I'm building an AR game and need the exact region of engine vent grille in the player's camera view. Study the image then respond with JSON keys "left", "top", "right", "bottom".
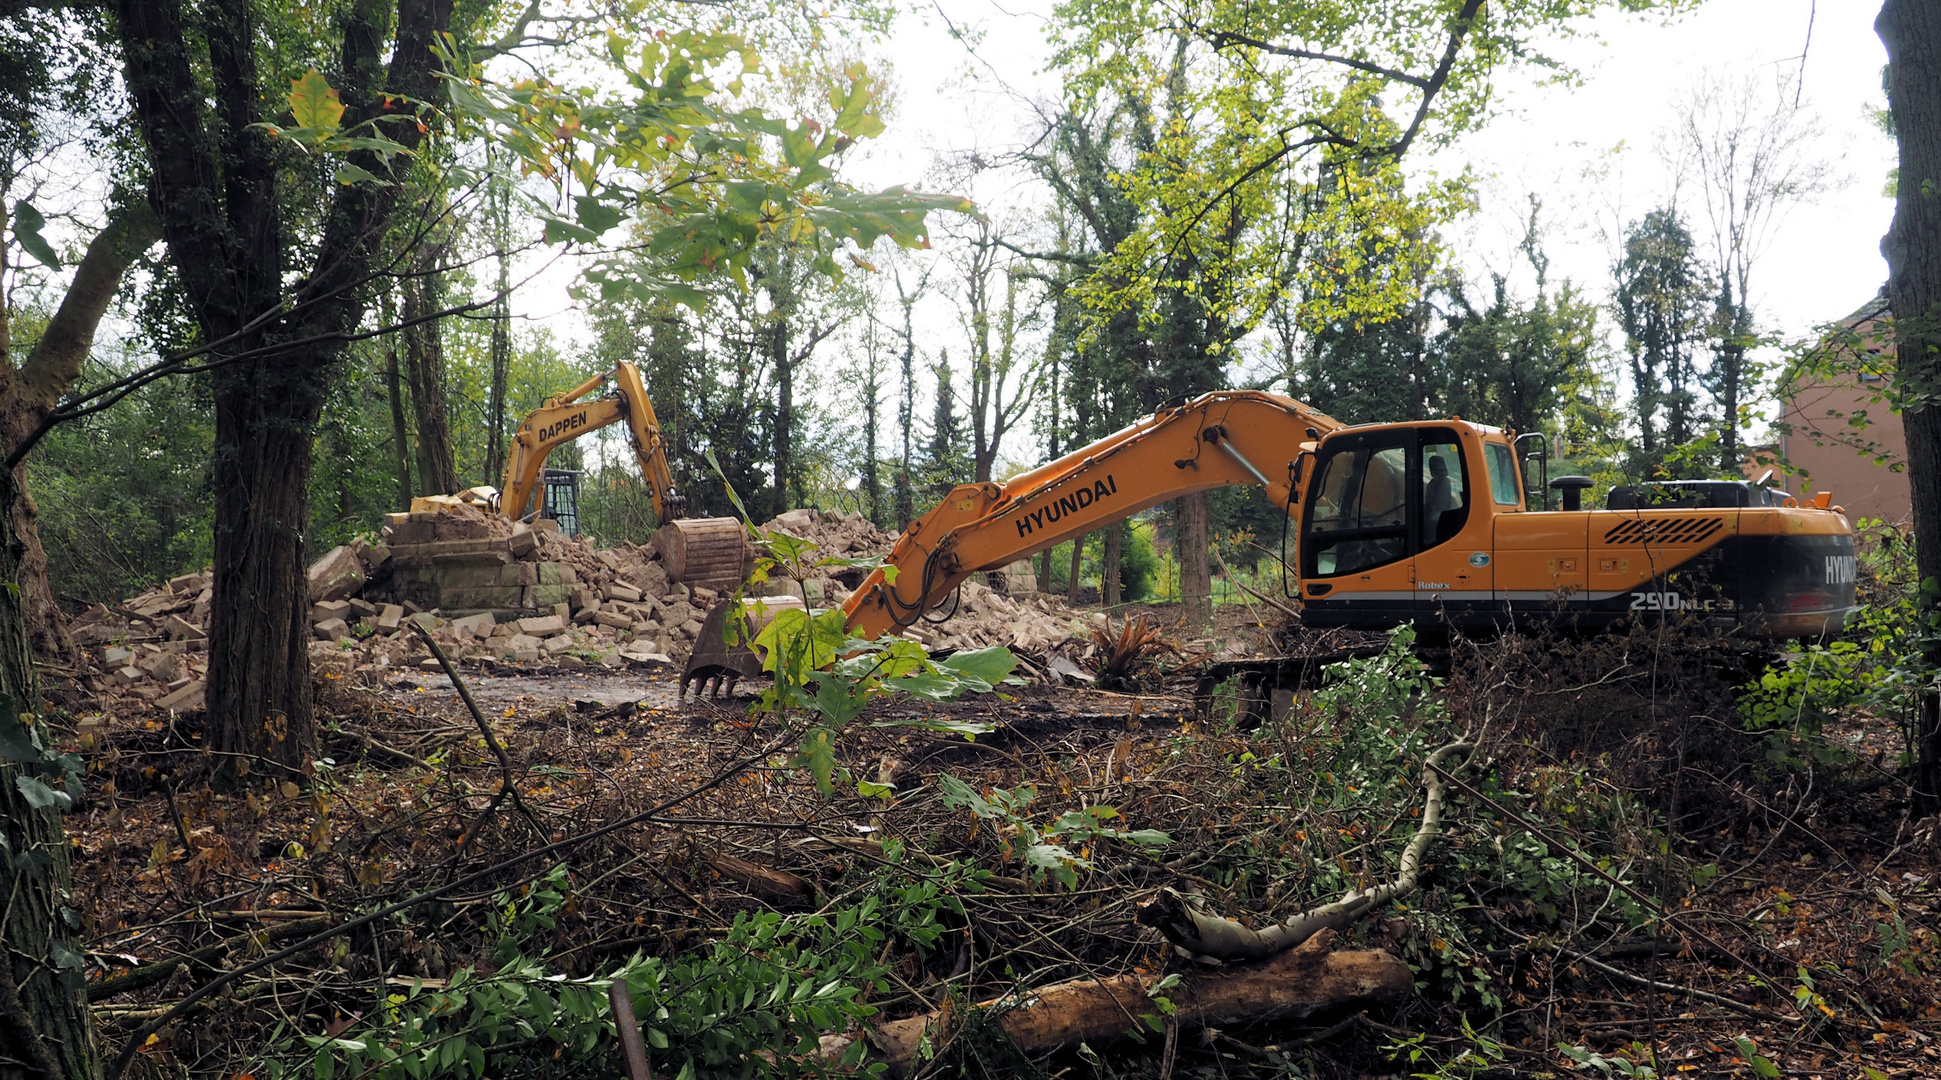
{"left": 1602, "top": 516, "right": 1725, "bottom": 546}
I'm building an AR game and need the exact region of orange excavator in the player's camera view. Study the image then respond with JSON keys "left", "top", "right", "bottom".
{"left": 836, "top": 390, "right": 1857, "bottom": 644}
{"left": 494, "top": 361, "right": 748, "bottom": 589}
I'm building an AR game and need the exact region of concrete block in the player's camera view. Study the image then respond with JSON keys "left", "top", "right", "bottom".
{"left": 605, "top": 583, "right": 642, "bottom": 603}
{"left": 113, "top": 665, "right": 144, "bottom": 686}
{"left": 517, "top": 614, "right": 565, "bottom": 635}
{"left": 104, "top": 646, "right": 134, "bottom": 666}
{"left": 377, "top": 604, "right": 405, "bottom": 631}
{"left": 436, "top": 586, "right": 526, "bottom": 610}
{"left": 348, "top": 598, "right": 379, "bottom": 619}
{"left": 155, "top": 679, "right": 205, "bottom": 711}
{"left": 165, "top": 615, "right": 206, "bottom": 642}
{"left": 509, "top": 530, "right": 538, "bottom": 558}
{"left": 499, "top": 562, "right": 538, "bottom": 586}
{"left": 361, "top": 544, "right": 391, "bottom": 570}
{"left": 533, "top": 519, "right": 562, "bottom": 537}
{"left": 527, "top": 584, "right": 572, "bottom": 609}
{"left": 314, "top": 618, "right": 351, "bottom": 642}
{"left": 540, "top": 634, "right": 575, "bottom": 654}
{"left": 307, "top": 545, "right": 366, "bottom": 602}
{"left": 553, "top": 602, "right": 571, "bottom": 624}
{"left": 450, "top": 612, "right": 495, "bottom": 638}
{"left": 310, "top": 599, "right": 352, "bottom": 625}
{"left": 390, "top": 519, "right": 434, "bottom": 545}
{"left": 503, "top": 633, "right": 544, "bottom": 661}
{"left": 592, "top": 610, "right": 633, "bottom": 629}
{"left": 432, "top": 517, "right": 493, "bottom": 541}
{"left": 138, "top": 652, "right": 179, "bottom": 682}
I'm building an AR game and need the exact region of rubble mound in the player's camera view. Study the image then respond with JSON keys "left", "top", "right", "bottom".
{"left": 72, "top": 506, "right": 1106, "bottom": 708}
{"left": 755, "top": 508, "right": 1094, "bottom": 658}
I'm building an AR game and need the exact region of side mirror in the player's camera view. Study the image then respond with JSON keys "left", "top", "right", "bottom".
{"left": 1288, "top": 451, "right": 1313, "bottom": 503}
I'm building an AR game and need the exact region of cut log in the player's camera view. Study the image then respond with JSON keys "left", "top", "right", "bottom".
{"left": 850, "top": 931, "right": 1408, "bottom": 1075}
{"left": 698, "top": 848, "right": 817, "bottom": 907}
{"left": 653, "top": 518, "right": 751, "bottom": 591}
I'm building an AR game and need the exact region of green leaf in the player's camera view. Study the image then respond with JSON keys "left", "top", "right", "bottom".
{"left": 937, "top": 646, "right": 1021, "bottom": 687}
{"left": 11, "top": 201, "right": 58, "bottom": 269}
{"left": 541, "top": 216, "right": 599, "bottom": 245}
{"left": 288, "top": 69, "right": 345, "bottom": 132}
{"left": 333, "top": 163, "right": 390, "bottom": 187}
{"left": 573, "top": 196, "right": 624, "bottom": 236}
{"left": 14, "top": 774, "right": 67, "bottom": 811}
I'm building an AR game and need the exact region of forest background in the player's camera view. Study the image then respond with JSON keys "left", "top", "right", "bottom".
{"left": 0, "top": 0, "right": 1895, "bottom": 616}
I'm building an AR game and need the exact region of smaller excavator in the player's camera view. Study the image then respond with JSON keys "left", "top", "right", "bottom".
{"left": 469, "top": 361, "right": 749, "bottom": 590}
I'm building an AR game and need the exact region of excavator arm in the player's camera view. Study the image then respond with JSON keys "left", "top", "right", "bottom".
{"left": 500, "top": 361, "right": 686, "bottom": 525}
{"left": 840, "top": 391, "right": 1344, "bottom": 640}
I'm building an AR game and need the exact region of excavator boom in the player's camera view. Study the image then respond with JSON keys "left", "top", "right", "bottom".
{"left": 500, "top": 362, "right": 685, "bottom": 525}
{"left": 841, "top": 391, "right": 1343, "bottom": 640}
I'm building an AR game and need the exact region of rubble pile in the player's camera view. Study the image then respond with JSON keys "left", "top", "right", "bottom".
{"left": 759, "top": 508, "right": 1096, "bottom": 657}
{"left": 72, "top": 505, "right": 1103, "bottom": 708}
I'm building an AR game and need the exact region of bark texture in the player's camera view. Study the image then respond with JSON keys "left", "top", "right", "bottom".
{"left": 0, "top": 468, "right": 93, "bottom": 1080}
{"left": 1179, "top": 492, "right": 1212, "bottom": 627}
{"left": 1879, "top": 0, "right": 1941, "bottom": 813}
{"left": 403, "top": 244, "right": 458, "bottom": 498}
{"left": 114, "top": 0, "right": 453, "bottom": 778}
{"left": 3, "top": 204, "right": 160, "bottom": 664}
{"left": 855, "top": 932, "right": 1409, "bottom": 1076}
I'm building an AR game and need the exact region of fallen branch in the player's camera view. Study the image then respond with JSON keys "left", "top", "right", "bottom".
{"left": 1138, "top": 740, "right": 1473, "bottom": 961}
{"left": 88, "top": 915, "right": 336, "bottom": 1002}
{"left": 842, "top": 929, "right": 1408, "bottom": 1077}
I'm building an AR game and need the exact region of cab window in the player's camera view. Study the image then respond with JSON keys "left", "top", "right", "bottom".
{"left": 1306, "top": 438, "right": 1409, "bottom": 577}
{"left": 1484, "top": 442, "right": 1522, "bottom": 507}
{"left": 1420, "top": 438, "right": 1468, "bottom": 546}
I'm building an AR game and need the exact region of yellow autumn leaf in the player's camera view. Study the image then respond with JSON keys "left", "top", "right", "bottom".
{"left": 288, "top": 69, "right": 344, "bottom": 132}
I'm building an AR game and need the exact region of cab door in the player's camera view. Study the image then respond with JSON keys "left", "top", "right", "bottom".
{"left": 1411, "top": 430, "right": 1495, "bottom": 629}
{"left": 1299, "top": 429, "right": 1415, "bottom": 629}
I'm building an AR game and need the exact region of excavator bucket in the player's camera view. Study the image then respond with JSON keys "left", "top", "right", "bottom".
{"left": 679, "top": 594, "right": 807, "bottom": 699}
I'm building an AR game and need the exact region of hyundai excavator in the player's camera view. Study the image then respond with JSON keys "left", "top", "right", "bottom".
{"left": 683, "top": 388, "right": 1855, "bottom": 694}
{"left": 835, "top": 390, "right": 1857, "bottom": 645}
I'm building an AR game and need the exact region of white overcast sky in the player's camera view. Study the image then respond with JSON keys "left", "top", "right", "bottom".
{"left": 522, "top": 0, "right": 1897, "bottom": 471}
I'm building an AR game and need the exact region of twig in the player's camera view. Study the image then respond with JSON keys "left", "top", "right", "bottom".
{"left": 409, "top": 621, "right": 544, "bottom": 839}
{"left": 1565, "top": 950, "right": 1789, "bottom": 1023}
{"left": 1426, "top": 761, "right": 1791, "bottom": 1010}
{"left": 104, "top": 732, "right": 800, "bottom": 1080}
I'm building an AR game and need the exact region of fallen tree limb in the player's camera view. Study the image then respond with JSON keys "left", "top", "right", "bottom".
{"left": 847, "top": 929, "right": 1409, "bottom": 1076}
{"left": 1138, "top": 740, "right": 1473, "bottom": 961}
{"left": 88, "top": 915, "right": 336, "bottom": 1002}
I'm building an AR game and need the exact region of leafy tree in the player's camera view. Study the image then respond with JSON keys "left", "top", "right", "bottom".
{"left": 1429, "top": 200, "right": 1602, "bottom": 438}
{"left": 1670, "top": 70, "right": 1832, "bottom": 471}
{"left": 1613, "top": 206, "right": 1711, "bottom": 463}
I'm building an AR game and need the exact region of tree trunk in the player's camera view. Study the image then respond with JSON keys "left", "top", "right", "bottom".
{"left": 403, "top": 256, "right": 458, "bottom": 498}
{"left": 1882, "top": 0, "right": 1941, "bottom": 813}
{"left": 0, "top": 468, "right": 95, "bottom": 1080}
{"left": 206, "top": 365, "right": 328, "bottom": 779}
{"left": 1102, "top": 522, "right": 1123, "bottom": 607}
{"left": 1067, "top": 533, "right": 1085, "bottom": 603}
{"left": 486, "top": 173, "right": 512, "bottom": 486}
{"left": 387, "top": 327, "right": 414, "bottom": 512}
{"left": 1179, "top": 492, "right": 1212, "bottom": 627}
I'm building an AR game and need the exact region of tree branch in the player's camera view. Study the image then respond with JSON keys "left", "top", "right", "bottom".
{"left": 1138, "top": 740, "right": 1473, "bottom": 961}
{"left": 17, "top": 202, "right": 161, "bottom": 412}
{"left": 1199, "top": 29, "right": 1429, "bottom": 89}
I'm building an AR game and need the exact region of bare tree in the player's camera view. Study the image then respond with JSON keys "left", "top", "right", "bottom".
{"left": 951, "top": 215, "right": 1042, "bottom": 484}
{"left": 1666, "top": 70, "right": 1835, "bottom": 471}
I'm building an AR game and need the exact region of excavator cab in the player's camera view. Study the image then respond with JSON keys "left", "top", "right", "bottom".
{"left": 540, "top": 468, "right": 582, "bottom": 537}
